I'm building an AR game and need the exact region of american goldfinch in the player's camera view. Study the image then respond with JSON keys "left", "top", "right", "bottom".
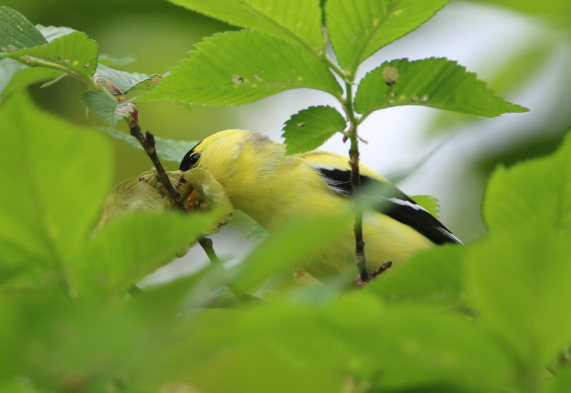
{"left": 180, "top": 129, "right": 461, "bottom": 281}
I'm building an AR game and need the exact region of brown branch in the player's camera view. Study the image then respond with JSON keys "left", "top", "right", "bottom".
{"left": 128, "top": 121, "right": 253, "bottom": 303}
{"left": 349, "top": 144, "right": 369, "bottom": 282}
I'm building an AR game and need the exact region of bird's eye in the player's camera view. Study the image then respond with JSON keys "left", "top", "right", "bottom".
{"left": 189, "top": 153, "right": 201, "bottom": 166}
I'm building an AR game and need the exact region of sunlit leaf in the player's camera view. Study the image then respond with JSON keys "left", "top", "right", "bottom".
{"left": 354, "top": 58, "right": 528, "bottom": 118}
{"left": 484, "top": 131, "right": 571, "bottom": 236}
{"left": 140, "top": 30, "right": 342, "bottom": 105}
{"left": 0, "top": 91, "right": 112, "bottom": 274}
{"left": 98, "top": 126, "right": 198, "bottom": 163}
{"left": 0, "top": 6, "right": 47, "bottom": 51}
{"left": 282, "top": 105, "right": 346, "bottom": 155}
{"left": 81, "top": 90, "right": 133, "bottom": 126}
{"left": 169, "top": 0, "right": 324, "bottom": 53}
{"left": 241, "top": 223, "right": 270, "bottom": 239}
{"left": 0, "top": 31, "right": 98, "bottom": 77}
{"left": 325, "top": 0, "right": 449, "bottom": 74}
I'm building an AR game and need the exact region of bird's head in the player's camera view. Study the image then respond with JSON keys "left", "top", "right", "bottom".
{"left": 179, "top": 130, "right": 284, "bottom": 210}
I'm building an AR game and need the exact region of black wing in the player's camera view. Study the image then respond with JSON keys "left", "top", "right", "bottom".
{"left": 317, "top": 166, "right": 461, "bottom": 245}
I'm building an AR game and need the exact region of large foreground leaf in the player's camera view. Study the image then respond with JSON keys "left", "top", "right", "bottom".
{"left": 282, "top": 105, "right": 346, "bottom": 155}
{"left": 354, "top": 58, "right": 528, "bottom": 118}
{"left": 484, "top": 131, "right": 571, "bottom": 236}
{"left": 466, "top": 232, "right": 571, "bottom": 370}
{"left": 325, "top": 0, "right": 450, "bottom": 74}
{"left": 169, "top": 0, "right": 324, "bottom": 54}
{"left": 0, "top": 91, "right": 112, "bottom": 272}
{"left": 140, "top": 30, "right": 342, "bottom": 105}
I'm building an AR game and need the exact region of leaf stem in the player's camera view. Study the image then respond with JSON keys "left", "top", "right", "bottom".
{"left": 128, "top": 122, "right": 252, "bottom": 303}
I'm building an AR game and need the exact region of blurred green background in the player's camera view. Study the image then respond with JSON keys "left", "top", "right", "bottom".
{"left": 2, "top": 0, "right": 571, "bottom": 279}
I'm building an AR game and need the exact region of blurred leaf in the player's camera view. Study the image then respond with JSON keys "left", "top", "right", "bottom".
{"left": 140, "top": 30, "right": 342, "bottom": 105}
{"left": 81, "top": 90, "right": 133, "bottom": 126}
{"left": 0, "top": 6, "right": 47, "bottom": 51}
{"left": 546, "top": 365, "right": 571, "bottom": 393}
{"left": 211, "top": 293, "right": 514, "bottom": 391}
{"left": 410, "top": 194, "right": 440, "bottom": 218}
{"left": 466, "top": 232, "right": 571, "bottom": 371}
{"left": 467, "top": 0, "right": 571, "bottom": 18}
{"left": 354, "top": 58, "right": 528, "bottom": 118}
{"left": 97, "top": 53, "right": 136, "bottom": 66}
{"left": 35, "top": 24, "right": 75, "bottom": 42}
{"left": 98, "top": 126, "right": 198, "bottom": 163}
{"left": 1, "top": 31, "right": 98, "bottom": 77}
{"left": 367, "top": 244, "right": 465, "bottom": 302}
{"left": 476, "top": 131, "right": 566, "bottom": 176}
{"left": 74, "top": 212, "right": 217, "bottom": 297}
{"left": 241, "top": 222, "right": 270, "bottom": 239}
{"left": 94, "top": 64, "right": 163, "bottom": 95}
{"left": 0, "top": 91, "right": 112, "bottom": 279}
{"left": 228, "top": 213, "right": 349, "bottom": 291}
{"left": 325, "top": 0, "right": 449, "bottom": 74}
{"left": 282, "top": 105, "right": 346, "bottom": 155}
{"left": 483, "top": 130, "right": 571, "bottom": 236}
{"left": 169, "top": 0, "right": 324, "bottom": 53}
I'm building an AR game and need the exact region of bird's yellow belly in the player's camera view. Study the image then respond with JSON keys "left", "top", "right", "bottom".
{"left": 235, "top": 191, "right": 434, "bottom": 282}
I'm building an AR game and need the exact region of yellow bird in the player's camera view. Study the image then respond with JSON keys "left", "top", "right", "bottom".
{"left": 180, "top": 129, "right": 461, "bottom": 281}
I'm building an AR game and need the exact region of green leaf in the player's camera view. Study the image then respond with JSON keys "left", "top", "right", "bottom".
{"left": 0, "top": 6, "right": 47, "bottom": 52}
{"left": 35, "top": 25, "right": 75, "bottom": 42}
{"left": 426, "top": 40, "right": 553, "bottom": 138}
{"left": 410, "top": 194, "right": 440, "bottom": 218}
{"left": 241, "top": 223, "right": 270, "bottom": 239}
{"left": 210, "top": 293, "right": 514, "bottom": 390}
{"left": 546, "top": 365, "right": 571, "bottom": 393}
{"left": 168, "top": 0, "right": 324, "bottom": 54}
{"left": 282, "top": 106, "right": 346, "bottom": 155}
{"left": 74, "top": 212, "right": 217, "bottom": 297}
{"left": 0, "top": 91, "right": 112, "bottom": 273}
{"left": 354, "top": 58, "right": 528, "bottom": 118}
{"left": 139, "top": 30, "right": 342, "bottom": 105}
{"left": 228, "top": 213, "right": 350, "bottom": 291}
{"left": 98, "top": 126, "right": 199, "bottom": 163}
{"left": 484, "top": 131, "right": 571, "bottom": 236}
{"left": 97, "top": 54, "right": 136, "bottom": 66}
{"left": 0, "top": 31, "right": 98, "bottom": 77}
{"left": 94, "top": 64, "right": 164, "bottom": 95}
{"left": 368, "top": 244, "right": 464, "bottom": 302}
{"left": 466, "top": 232, "right": 571, "bottom": 370}
{"left": 325, "top": 0, "right": 450, "bottom": 74}
{"left": 81, "top": 91, "right": 133, "bottom": 126}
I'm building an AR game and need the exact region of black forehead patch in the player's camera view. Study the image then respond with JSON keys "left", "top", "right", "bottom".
{"left": 317, "top": 167, "right": 461, "bottom": 245}
{"left": 179, "top": 142, "right": 202, "bottom": 171}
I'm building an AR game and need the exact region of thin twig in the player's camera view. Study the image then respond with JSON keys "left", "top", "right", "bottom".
{"left": 128, "top": 121, "right": 252, "bottom": 303}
